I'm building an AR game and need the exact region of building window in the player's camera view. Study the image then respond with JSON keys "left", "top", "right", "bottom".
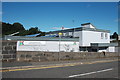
{"left": 105, "top": 33, "right": 107, "bottom": 39}
{"left": 101, "top": 33, "right": 104, "bottom": 39}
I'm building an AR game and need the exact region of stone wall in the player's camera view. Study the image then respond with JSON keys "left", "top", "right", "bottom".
{"left": 1, "top": 40, "right": 119, "bottom": 62}
{"left": 17, "top": 51, "right": 119, "bottom": 62}
{"left": 2, "top": 40, "right": 17, "bottom": 61}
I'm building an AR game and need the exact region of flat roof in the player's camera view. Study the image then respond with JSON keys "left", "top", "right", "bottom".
{"left": 4, "top": 36, "right": 79, "bottom": 41}
{"left": 46, "top": 27, "right": 110, "bottom": 34}
{"left": 81, "top": 23, "right": 91, "bottom": 26}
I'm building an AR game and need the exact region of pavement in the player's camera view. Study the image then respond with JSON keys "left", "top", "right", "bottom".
{"left": 0, "top": 57, "right": 119, "bottom": 78}
{"left": 2, "top": 57, "right": 119, "bottom": 67}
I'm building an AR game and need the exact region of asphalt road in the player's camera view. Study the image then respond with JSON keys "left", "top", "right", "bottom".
{"left": 2, "top": 57, "right": 118, "bottom": 67}
{"left": 2, "top": 61, "right": 119, "bottom": 78}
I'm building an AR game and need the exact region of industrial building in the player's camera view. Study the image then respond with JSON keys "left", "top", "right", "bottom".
{"left": 2, "top": 23, "right": 119, "bottom": 62}
{"left": 45, "top": 23, "right": 112, "bottom": 52}
{"left": 46, "top": 23, "right": 109, "bottom": 38}
{"left": 16, "top": 23, "right": 118, "bottom": 52}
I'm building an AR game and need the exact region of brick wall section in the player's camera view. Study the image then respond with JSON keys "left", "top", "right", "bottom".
{"left": 2, "top": 40, "right": 17, "bottom": 61}
{"left": 17, "top": 51, "right": 119, "bottom": 62}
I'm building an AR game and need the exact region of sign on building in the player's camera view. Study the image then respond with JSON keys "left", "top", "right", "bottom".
{"left": 17, "top": 41, "right": 79, "bottom": 52}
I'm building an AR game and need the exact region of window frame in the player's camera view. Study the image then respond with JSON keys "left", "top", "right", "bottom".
{"left": 101, "top": 33, "right": 104, "bottom": 39}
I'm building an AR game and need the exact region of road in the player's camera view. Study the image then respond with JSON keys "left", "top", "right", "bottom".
{"left": 2, "top": 60, "right": 119, "bottom": 78}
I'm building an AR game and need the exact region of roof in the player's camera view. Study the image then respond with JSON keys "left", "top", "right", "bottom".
{"left": 25, "top": 33, "right": 41, "bottom": 37}
{"left": 81, "top": 23, "right": 96, "bottom": 28}
{"left": 4, "top": 35, "right": 79, "bottom": 41}
{"left": 46, "top": 23, "right": 110, "bottom": 34}
{"left": 81, "top": 23, "right": 91, "bottom": 26}
{"left": 46, "top": 27, "right": 110, "bottom": 34}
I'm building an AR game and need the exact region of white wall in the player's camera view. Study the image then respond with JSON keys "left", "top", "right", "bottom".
{"left": 107, "top": 47, "right": 115, "bottom": 52}
{"left": 17, "top": 41, "right": 79, "bottom": 52}
{"left": 106, "top": 46, "right": 120, "bottom": 52}
{"left": 68, "top": 32, "right": 73, "bottom": 36}
{"left": 90, "top": 24, "right": 95, "bottom": 28}
{"left": 79, "top": 31, "right": 110, "bottom": 46}
{"left": 82, "top": 24, "right": 95, "bottom": 28}
{"left": 74, "top": 31, "right": 80, "bottom": 37}
{"left": 98, "top": 49, "right": 107, "bottom": 52}
{"left": 119, "top": 36, "right": 120, "bottom": 40}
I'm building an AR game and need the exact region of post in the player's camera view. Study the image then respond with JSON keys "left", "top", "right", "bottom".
{"left": 39, "top": 56, "right": 40, "bottom": 62}
{"left": 86, "top": 47, "right": 87, "bottom": 52}
{"left": 72, "top": 20, "right": 75, "bottom": 37}
{"left": 59, "top": 35, "right": 60, "bottom": 53}
{"left": 74, "top": 28, "right": 75, "bottom": 37}
{"left": 58, "top": 35, "right": 61, "bottom": 61}
{"left": 58, "top": 33, "right": 62, "bottom": 61}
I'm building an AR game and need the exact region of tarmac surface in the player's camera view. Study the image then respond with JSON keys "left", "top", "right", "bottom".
{"left": 1, "top": 57, "right": 119, "bottom": 78}
{"left": 2, "top": 57, "right": 118, "bottom": 67}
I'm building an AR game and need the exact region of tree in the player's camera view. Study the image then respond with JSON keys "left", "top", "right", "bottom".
{"left": 2, "top": 22, "right": 25, "bottom": 36}
{"left": 28, "top": 27, "right": 39, "bottom": 35}
{"left": 2, "top": 22, "right": 14, "bottom": 35}
{"left": 13, "top": 22, "right": 25, "bottom": 31}
{"left": 112, "top": 32, "right": 118, "bottom": 40}
{"left": 2, "top": 22, "right": 45, "bottom": 37}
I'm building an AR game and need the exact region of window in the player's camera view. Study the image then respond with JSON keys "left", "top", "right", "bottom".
{"left": 101, "top": 33, "right": 104, "bottom": 39}
{"left": 105, "top": 33, "right": 107, "bottom": 39}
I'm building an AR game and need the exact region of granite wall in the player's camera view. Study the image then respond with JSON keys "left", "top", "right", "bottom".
{"left": 16, "top": 51, "right": 119, "bottom": 62}
{"left": 1, "top": 40, "right": 119, "bottom": 62}
{"left": 2, "top": 40, "right": 17, "bottom": 61}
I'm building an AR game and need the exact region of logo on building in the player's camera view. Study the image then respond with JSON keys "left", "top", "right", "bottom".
{"left": 73, "top": 42, "right": 76, "bottom": 45}
{"left": 19, "top": 41, "right": 24, "bottom": 46}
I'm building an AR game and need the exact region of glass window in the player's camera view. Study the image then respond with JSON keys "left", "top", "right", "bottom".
{"left": 101, "top": 33, "right": 104, "bottom": 39}
{"left": 105, "top": 33, "right": 107, "bottom": 39}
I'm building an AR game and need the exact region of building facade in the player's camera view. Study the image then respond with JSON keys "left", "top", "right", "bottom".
{"left": 5, "top": 23, "right": 117, "bottom": 52}
{"left": 17, "top": 41, "right": 79, "bottom": 52}
{"left": 79, "top": 23, "right": 110, "bottom": 52}
{"left": 46, "top": 23, "right": 110, "bottom": 52}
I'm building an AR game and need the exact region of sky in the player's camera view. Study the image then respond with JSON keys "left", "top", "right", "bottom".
{"left": 2, "top": 2, "right": 118, "bottom": 34}
{"left": 2, "top": 0, "right": 120, "bottom": 2}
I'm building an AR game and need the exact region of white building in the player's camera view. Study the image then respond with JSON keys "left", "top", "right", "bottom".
{"left": 79, "top": 23, "right": 110, "bottom": 52}
{"left": 118, "top": 35, "right": 120, "bottom": 40}
{"left": 17, "top": 40, "right": 79, "bottom": 52}
{"left": 46, "top": 23, "right": 111, "bottom": 52}
{"left": 16, "top": 23, "right": 118, "bottom": 52}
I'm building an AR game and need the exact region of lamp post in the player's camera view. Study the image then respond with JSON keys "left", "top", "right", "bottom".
{"left": 74, "top": 28, "right": 75, "bottom": 37}
{"left": 58, "top": 32, "right": 62, "bottom": 61}
{"left": 72, "top": 20, "right": 75, "bottom": 37}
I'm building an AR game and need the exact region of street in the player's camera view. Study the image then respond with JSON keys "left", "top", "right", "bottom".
{"left": 2, "top": 60, "right": 119, "bottom": 78}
